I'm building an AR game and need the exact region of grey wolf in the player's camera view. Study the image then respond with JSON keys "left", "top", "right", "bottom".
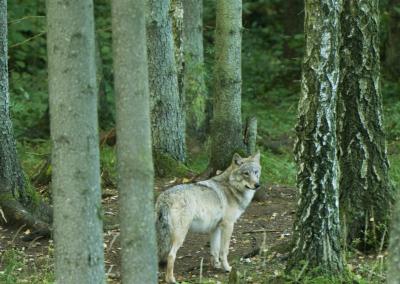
{"left": 156, "top": 152, "right": 262, "bottom": 283}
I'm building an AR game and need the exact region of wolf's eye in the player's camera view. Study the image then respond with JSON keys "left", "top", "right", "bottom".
{"left": 244, "top": 171, "right": 250, "bottom": 176}
{"left": 255, "top": 170, "right": 259, "bottom": 175}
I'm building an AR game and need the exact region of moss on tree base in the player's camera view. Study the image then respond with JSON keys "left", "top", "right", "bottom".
{"left": 153, "top": 152, "right": 191, "bottom": 177}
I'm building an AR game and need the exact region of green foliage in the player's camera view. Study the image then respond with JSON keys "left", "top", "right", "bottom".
{"left": 260, "top": 151, "right": 296, "bottom": 186}
{"left": 0, "top": 248, "right": 54, "bottom": 284}
{"left": 100, "top": 145, "right": 117, "bottom": 186}
{"left": 8, "top": 1, "right": 48, "bottom": 136}
{"left": 17, "top": 140, "right": 50, "bottom": 178}
{"left": 94, "top": 0, "right": 115, "bottom": 129}
{"left": 0, "top": 248, "right": 25, "bottom": 283}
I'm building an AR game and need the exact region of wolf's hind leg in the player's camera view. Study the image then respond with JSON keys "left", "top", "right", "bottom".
{"left": 220, "top": 222, "right": 234, "bottom": 272}
{"left": 166, "top": 232, "right": 186, "bottom": 283}
{"left": 210, "top": 227, "right": 222, "bottom": 269}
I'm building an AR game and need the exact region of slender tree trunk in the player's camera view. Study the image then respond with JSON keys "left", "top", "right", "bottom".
{"left": 171, "top": 0, "right": 186, "bottom": 148}
{"left": 210, "top": 0, "right": 243, "bottom": 172}
{"left": 388, "top": 192, "right": 400, "bottom": 284}
{"left": 183, "top": 0, "right": 207, "bottom": 139}
{"left": 147, "top": 0, "right": 186, "bottom": 163}
{"left": 0, "top": 0, "right": 50, "bottom": 232}
{"left": 287, "top": 0, "right": 344, "bottom": 274}
{"left": 338, "top": 0, "right": 393, "bottom": 249}
{"left": 0, "top": 0, "right": 25, "bottom": 206}
{"left": 112, "top": 0, "right": 158, "bottom": 283}
{"left": 172, "top": 0, "right": 184, "bottom": 96}
{"left": 47, "top": 0, "right": 105, "bottom": 283}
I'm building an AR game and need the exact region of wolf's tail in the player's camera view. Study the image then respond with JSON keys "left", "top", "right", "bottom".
{"left": 156, "top": 201, "right": 172, "bottom": 266}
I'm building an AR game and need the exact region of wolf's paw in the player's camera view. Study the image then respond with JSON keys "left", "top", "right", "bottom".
{"left": 223, "top": 264, "right": 232, "bottom": 272}
{"left": 166, "top": 275, "right": 176, "bottom": 283}
{"left": 211, "top": 258, "right": 222, "bottom": 269}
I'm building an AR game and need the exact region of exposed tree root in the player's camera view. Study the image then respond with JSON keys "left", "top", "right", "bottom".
{"left": 0, "top": 198, "right": 51, "bottom": 241}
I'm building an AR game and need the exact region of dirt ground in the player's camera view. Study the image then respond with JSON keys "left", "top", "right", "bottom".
{"left": 0, "top": 182, "right": 297, "bottom": 283}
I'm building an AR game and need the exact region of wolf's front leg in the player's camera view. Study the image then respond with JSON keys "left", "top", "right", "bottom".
{"left": 220, "top": 222, "right": 234, "bottom": 272}
{"left": 210, "top": 227, "right": 221, "bottom": 269}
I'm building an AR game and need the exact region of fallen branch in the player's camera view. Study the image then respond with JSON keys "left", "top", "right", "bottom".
{"left": 242, "top": 229, "right": 281, "bottom": 234}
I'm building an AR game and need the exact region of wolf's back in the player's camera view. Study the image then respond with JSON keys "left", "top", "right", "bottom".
{"left": 156, "top": 198, "right": 172, "bottom": 265}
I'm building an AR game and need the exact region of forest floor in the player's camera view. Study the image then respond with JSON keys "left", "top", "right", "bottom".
{"left": 0, "top": 178, "right": 387, "bottom": 284}
{"left": 0, "top": 179, "right": 296, "bottom": 284}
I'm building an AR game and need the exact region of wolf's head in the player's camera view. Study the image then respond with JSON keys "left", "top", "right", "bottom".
{"left": 228, "top": 151, "right": 262, "bottom": 192}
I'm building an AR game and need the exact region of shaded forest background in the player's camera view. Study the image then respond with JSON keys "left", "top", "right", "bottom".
{"left": 7, "top": 0, "right": 400, "bottom": 187}
{"left": 2, "top": 0, "right": 400, "bottom": 283}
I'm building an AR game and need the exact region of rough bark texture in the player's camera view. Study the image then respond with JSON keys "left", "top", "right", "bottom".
{"left": 147, "top": 0, "right": 186, "bottom": 163}
{"left": 338, "top": 0, "right": 393, "bottom": 248}
{"left": 47, "top": 0, "right": 105, "bottom": 283}
{"left": 112, "top": 0, "right": 158, "bottom": 283}
{"left": 183, "top": 0, "right": 207, "bottom": 139}
{"left": 287, "top": 0, "right": 344, "bottom": 274}
{"left": 210, "top": 0, "right": 244, "bottom": 172}
{"left": 0, "top": 0, "right": 50, "bottom": 232}
{"left": 0, "top": 0, "right": 25, "bottom": 205}
{"left": 388, "top": 192, "right": 400, "bottom": 284}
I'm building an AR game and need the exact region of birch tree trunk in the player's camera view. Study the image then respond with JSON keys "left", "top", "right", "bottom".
{"left": 210, "top": 0, "right": 244, "bottom": 172}
{"left": 147, "top": 0, "right": 186, "bottom": 163}
{"left": 338, "top": 0, "right": 393, "bottom": 248}
{"left": 112, "top": 0, "right": 158, "bottom": 283}
{"left": 287, "top": 0, "right": 344, "bottom": 274}
{"left": 47, "top": 0, "right": 105, "bottom": 282}
{"left": 183, "top": 0, "right": 207, "bottom": 139}
{"left": 0, "top": 0, "right": 50, "bottom": 233}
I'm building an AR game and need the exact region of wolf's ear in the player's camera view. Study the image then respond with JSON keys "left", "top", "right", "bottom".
{"left": 252, "top": 150, "right": 261, "bottom": 163}
{"left": 232, "top": 153, "right": 243, "bottom": 166}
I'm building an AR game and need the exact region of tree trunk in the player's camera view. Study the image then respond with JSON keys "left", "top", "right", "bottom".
{"left": 388, "top": 192, "right": 400, "bottom": 284}
{"left": 112, "top": 0, "right": 158, "bottom": 283}
{"left": 47, "top": 0, "right": 105, "bottom": 283}
{"left": 338, "top": 0, "right": 393, "bottom": 249}
{"left": 210, "top": 0, "right": 244, "bottom": 172}
{"left": 172, "top": 0, "right": 184, "bottom": 96}
{"left": 0, "top": 0, "right": 25, "bottom": 206}
{"left": 287, "top": 0, "right": 344, "bottom": 274}
{"left": 0, "top": 0, "right": 50, "bottom": 233}
{"left": 147, "top": 0, "right": 186, "bottom": 163}
{"left": 183, "top": 0, "right": 207, "bottom": 140}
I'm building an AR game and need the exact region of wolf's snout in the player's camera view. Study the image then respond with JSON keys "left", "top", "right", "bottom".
{"left": 255, "top": 183, "right": 260, "bottom": 189}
